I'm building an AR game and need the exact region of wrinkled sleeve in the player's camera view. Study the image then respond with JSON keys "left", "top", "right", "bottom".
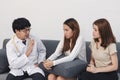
{"left": 53, "top": 36, "right": 85, "bottom": 66}
{"left": 6, "top": 43, "right": 29, "bottom": 69}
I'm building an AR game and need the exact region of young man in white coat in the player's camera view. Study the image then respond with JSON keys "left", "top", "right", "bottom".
{"left": 6, "top": 17, "right": 46, "bottom": 80}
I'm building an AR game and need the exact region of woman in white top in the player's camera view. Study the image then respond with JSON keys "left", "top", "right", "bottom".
{"left": 43, "top": 18, "right": 86, "bottom": 80}
{"left": 81, "top": 18, "right": 118, "bottom": 80}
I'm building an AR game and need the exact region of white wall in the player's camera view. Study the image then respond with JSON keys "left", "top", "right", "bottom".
{"left": 0, "top": 0, "right": 120, "bottom": 48}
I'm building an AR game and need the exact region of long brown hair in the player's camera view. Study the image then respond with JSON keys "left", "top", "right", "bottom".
{"left": 62, "top": 18, "right": 80, "bottom": 53}
{"left": 93, "top": 18, "right": 116, "bottom": 49}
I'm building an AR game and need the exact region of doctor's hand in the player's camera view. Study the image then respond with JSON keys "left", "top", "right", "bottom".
{"left": 28, "top": 39, "right": 34, "bottom": 50}
{"left": 26, "top": 39, "right": 34, "bottom": 57}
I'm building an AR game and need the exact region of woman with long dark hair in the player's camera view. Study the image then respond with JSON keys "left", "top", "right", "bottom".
{"left": 43, "top": 18, "right": 86, "bottom": 80}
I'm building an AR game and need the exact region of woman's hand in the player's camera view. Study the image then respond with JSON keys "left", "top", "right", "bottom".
{"left": 87, "top": 64, "right": 97, "bottom": 73}
{"left": 43, "top": 60, "right": 53, "bottom": 70}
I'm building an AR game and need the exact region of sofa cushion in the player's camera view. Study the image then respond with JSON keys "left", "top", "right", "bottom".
{"left": 0, "top": 73, "right": 8, "bottom": 80}
{"left": 0, "top": 49, "right": 10, "bottom": 73}
{"left": 0, "top": 73, "right": 32, "bottom": 80}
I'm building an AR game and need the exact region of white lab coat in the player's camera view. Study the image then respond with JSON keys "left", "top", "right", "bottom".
{"left": 6, "top": 34, "right": 46, "bottom": 76}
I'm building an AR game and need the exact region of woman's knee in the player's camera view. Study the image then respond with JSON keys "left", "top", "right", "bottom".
{"left": 57, "top": 76, "right": 76, "bottom": 80}
{"left": 48, "top": 74, "right": 57, "bottom": 80}
{"left": 57, "top": 76, "right": 66, "bottom": 80}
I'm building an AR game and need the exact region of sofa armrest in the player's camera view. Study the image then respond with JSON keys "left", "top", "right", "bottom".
{"left": 0, "top": 49, "right": 10, "bottom": 73}
{"left": 3, "top": 39, "right": 10, "bottom": 49}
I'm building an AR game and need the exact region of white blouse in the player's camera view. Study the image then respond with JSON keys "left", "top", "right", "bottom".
{"left": 48, "top": 35, "right": 87, "bottom": 66}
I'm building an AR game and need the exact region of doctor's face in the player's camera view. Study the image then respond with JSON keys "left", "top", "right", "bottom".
{"left": 16, "top": 27, "right": 31, "bottom": 40}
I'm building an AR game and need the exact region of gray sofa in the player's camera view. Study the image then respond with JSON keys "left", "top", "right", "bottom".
{"left": 0, "top": 39, "right": 59, "bottom": 80}
{"left": 0, "top": 39, "right": 120, "bottom": 80}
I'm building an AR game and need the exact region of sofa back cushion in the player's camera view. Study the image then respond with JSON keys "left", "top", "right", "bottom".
{"left": 42, "top": 40, "right": 59, "bottom": 58}
{"left": 116, "top": 42, "right": 120, "bottom": 72}
{"left": 85, "top": 41, "right": 91, "bottom": 63}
